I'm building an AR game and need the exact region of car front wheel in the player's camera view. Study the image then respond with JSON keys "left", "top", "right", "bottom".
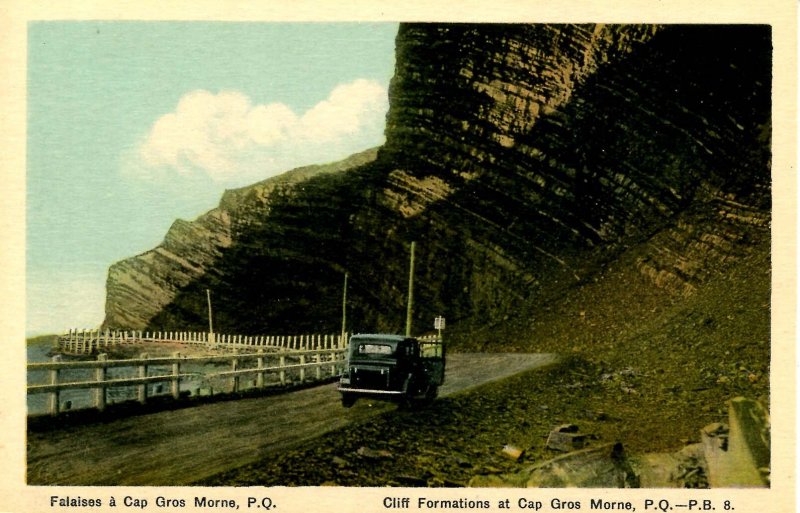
{"left": 341, "top": 393, "right": 356, "bottom": 408}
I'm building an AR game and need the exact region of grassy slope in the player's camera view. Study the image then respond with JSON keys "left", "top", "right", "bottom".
{"left": 200, "top": 237, "right": 770, "bottom": 486}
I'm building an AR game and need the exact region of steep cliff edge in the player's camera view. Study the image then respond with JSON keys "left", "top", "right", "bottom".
{"left": 103, "top": 24, "right": 771, "bottom": 356}
{"left": 103, "top": 148, "right": 379, "bottom": 330}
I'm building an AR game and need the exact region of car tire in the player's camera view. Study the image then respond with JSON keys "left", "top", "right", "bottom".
{"left": 341, "top": 393, "right": 356, "bottom": 408}
{"left": 400, "top": 375, "right": 417, "bottom": 410}
{"left": 425, "top": 385, "right": 439, "bottom": 402}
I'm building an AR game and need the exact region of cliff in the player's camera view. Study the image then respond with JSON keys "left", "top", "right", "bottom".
{"left": 103, "top": 148, "right": 379, "bottom": 331}
{"left": 103, "top": 24, "right": 771, "bottom": 348}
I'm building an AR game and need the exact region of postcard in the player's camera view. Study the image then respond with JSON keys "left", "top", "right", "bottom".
{"left": 1, "top": 1, "right": 795, "bottom": 512}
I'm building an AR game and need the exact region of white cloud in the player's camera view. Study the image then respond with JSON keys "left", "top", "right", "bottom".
{"left": 301, "top": 80, "right": 387, "bottom": 141}
{"left": 137, "top": 79, "right": 388, "bottom": 184}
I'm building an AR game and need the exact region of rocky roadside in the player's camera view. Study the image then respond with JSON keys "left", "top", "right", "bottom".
{"left": 198, "top": 356, "right": 761, "bottom": 487}
{"left": 200, "top": 242, "right": 769, "bottom": 488}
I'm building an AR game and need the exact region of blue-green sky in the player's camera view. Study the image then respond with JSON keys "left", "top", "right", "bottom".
{"left": 27, "top": 22, "right": 398, "bottom": 336}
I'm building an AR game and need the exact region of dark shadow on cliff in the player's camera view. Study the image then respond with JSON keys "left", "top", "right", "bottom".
{"left": 139, "top": 24, "right": 770, "bottom": 360}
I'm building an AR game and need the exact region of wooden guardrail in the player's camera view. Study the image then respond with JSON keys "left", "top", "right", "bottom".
{"left": 27, "top": 347, "right": 347, "bottom": 416}
{"left": 57, "top": 329, "right": 348, "bottom": 355}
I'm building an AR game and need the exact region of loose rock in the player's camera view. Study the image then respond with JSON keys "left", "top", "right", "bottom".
{"left": 546, "top": 424, "right": 588, "bottom": 452}
{"left": 501, "top": 445, "right": 525, "bottom": 461}
{"left": 357, "top": 447, "right": 394, "bottom": 460}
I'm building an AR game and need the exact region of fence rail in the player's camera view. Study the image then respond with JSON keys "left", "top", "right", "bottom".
{"left": 28, "top": 345, "right": 348, "bottom": 416}
{"left": 57, "top": 329, "right": 347, "bottom": 354}
{"left": 35, "top": 330, "right": 443, "bottom": 417}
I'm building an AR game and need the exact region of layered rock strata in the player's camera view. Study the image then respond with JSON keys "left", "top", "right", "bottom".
{"left": 103, "top": 24, "right": 771, "bottom": 340}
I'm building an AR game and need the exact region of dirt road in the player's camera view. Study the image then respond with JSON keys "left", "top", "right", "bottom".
{"left": 27, "top": 353, "right": 557, "bottom": 485}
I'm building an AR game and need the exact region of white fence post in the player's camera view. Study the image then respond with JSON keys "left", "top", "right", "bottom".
{"left": 48, "top": 355, "right": 61, "bottom": 416}
{"left": 299, "top": 354, "right": 306, "bottom": 382}
{"left": 95, "top": 354, "right": 107, "bottom": 411}
{"left": 138, "top": 353, "right": 149, "bottom": 404}
{"left": 231, "top": 357, "right": 239, "bottom": 393}
{"left": 257, "top": 350, "right": 265, "bottom": 388}
{"left": 171, "top": 352, "right": 181, "bottom": 399}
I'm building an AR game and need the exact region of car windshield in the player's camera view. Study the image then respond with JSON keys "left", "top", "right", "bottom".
{"left": 357, "top": 343, "right": 394, "bottom": 355}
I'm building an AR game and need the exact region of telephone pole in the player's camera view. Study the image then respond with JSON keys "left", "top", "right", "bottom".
{"left": 206, "top": 289, "right": 215, "bottom": 346}
{"left": 206, "top": 289, "right": 214, "bottom": 334}
{"left": 341, "top": 272, "right": 348, "bottom": 342}
{"left": 405, "top": 241, "right": 416, "bottom": 337}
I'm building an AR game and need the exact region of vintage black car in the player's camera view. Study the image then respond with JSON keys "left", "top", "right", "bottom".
{"left": 338, "top": 334, "right": 445, "bottom": 407}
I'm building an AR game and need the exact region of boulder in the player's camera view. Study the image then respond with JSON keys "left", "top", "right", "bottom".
{"left": 469, "top": 443, "right": 638, "bottom": 488}
{"left": 703, "top": 397, "right": 769, "bottom": 487}
{"left": 546, "top": 424, "right": 589, "bottom": 452}
{"left": 526, "top": 443, "right": 638, "bottom": 488}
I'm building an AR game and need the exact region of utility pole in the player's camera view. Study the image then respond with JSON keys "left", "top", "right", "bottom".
{"left": 206, "top": 289, "right": 214, "bottom": 334}
{"left": 341, "top": 272, "right": 348, "bottom": 343}
{"left": 405, "top": 241, "right": 416, "bottom": 337}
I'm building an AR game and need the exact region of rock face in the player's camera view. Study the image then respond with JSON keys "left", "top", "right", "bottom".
{"left": 103, "top": 24, "right": 771, "bottom": 340}
{"left": 103, "top": 149, "right": 379, "bottom": 331}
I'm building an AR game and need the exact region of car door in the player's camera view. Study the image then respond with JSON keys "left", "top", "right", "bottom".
{"left": 419, "top": 339, "right": 445, "bottom": 386}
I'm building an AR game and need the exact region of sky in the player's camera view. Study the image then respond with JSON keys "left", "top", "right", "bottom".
{"left": 26, "top": 22, "right": 398, "bottom": 336}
